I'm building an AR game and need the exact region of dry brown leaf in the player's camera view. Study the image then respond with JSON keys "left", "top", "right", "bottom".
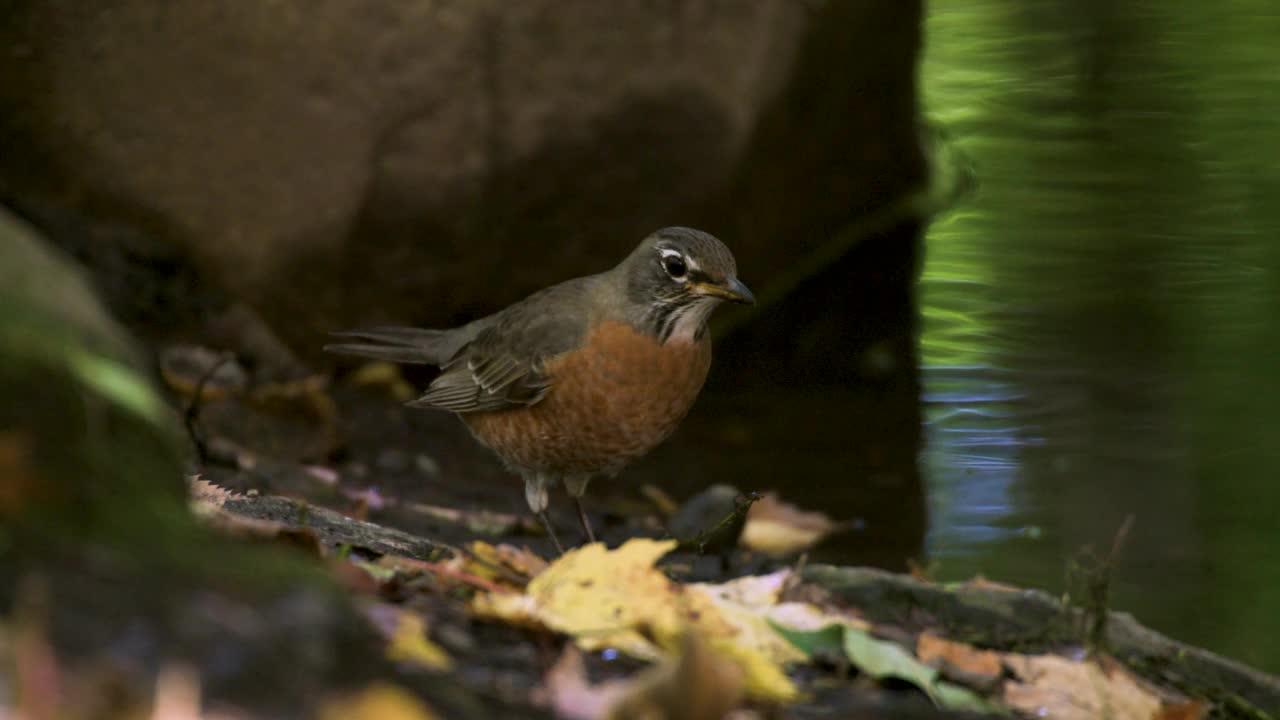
{"left": 188, "top": 475, "right": 240, "bottom": 512}
{"left": 466, "top": 541, "right": 549, "bottom": 583}
{"left": 739, "top": 492, "right": 843, "bottom": 555}
{"left": 492, "top": 543, "right": 550, "bottom": 578}
{"left": 916, "top": 632, "right": 1003, "bottom": 685}
{"left": 608, "top": 632, "right": 745, "bottom": 720}
{"left": 1002, "top": 653, "right": 1196, "bottom": 720}
{"left": 542, "top": 646, "right": 632, "bottom": 720}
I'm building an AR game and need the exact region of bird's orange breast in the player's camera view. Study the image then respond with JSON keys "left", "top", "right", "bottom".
{"left": 462, "top": 320, "right": 711, "bottom": 476}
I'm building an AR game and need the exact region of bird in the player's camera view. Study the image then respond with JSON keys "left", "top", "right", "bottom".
{"left": 325, "top": 227, "right": 754, "bottom": 551}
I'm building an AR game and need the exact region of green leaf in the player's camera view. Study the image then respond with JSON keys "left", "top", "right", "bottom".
{"left": 769, "top": 621, "right": 846, "bottom": 658}
{"left": 934, "top": 680, "right": 1007, "bottom": 714}
{"left": 842, "top": 626, "right": 939, "bottom": 688}
{"left": 771, "top": 621, "right": 1006, "bottom": 715}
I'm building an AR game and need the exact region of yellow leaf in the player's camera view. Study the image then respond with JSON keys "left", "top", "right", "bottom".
{"left": 472, "top": 539, "right": 799, "bottom": 701}
{"left": 479, "top": 539, "right": 680, "bottom": 658}
{"left": 686, "top": 571, "right": 807, "bottom": 666}
{"left": 387, "top": 612, "right": 452, "bottom": 671}
{"left": 348, "top": 361, "right": 418, "bottom": 402}
{"left": 319, "top": 683, "right": 440, "bottom": 720}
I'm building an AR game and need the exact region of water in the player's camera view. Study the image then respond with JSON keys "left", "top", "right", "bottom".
{"left": 919, "top": 0, "right": 1280, "bottom": 671}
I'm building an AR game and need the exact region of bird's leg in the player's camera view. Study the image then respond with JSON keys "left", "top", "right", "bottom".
{"left": 524, "top": 473, "right": 564, "bottom": 555}
{"left": 563, "top": 475, "right": 596, "bottom": 544}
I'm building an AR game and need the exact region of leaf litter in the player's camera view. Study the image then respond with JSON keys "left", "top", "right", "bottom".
{"left": 20, "top": 473, "right": 1225, "bottom": 719}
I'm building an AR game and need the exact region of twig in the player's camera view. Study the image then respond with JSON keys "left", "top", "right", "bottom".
{"left": 183, "top": 352, "right": 234, "bottom": 466}
{"left": 679, "top": 491, "right": 761, "bottom": 555}
{"left": 1067, "top": 514, "right": 1136, "bottom": 653}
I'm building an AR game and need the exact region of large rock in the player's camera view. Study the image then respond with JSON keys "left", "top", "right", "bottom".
{"left": 0, "top": 0, "right": 925, "bottom": 359}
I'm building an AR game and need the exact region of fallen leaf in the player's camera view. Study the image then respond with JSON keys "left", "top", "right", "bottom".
{"left": 365, "top": 605, "right": 452, "bottom": 672}
{"left": 383, "top": 555, "right": 512, "bottom": 594}
{"left": 542, "top": 646, "right": 632, "bottom": 720}
{"left": 388, "top": 614, "right": 452, "bottom": 672}
{"left": 188, "top": 475, "right": 240, "bottom": 513}
{"left": 608, "top": 631, "right": 745, "bottom": 720}
{"left": 543, "top": 633, "right": 745, "bottom": 720}
{"left": 686, "top": 571, "right": 808, "bottom": 666}
{"left": 319, "top": 683, "right": 440, "bottom": 720}
{"left": 493, "top": 543, "right": 550, "bottom": 578}
{"left": 843, "top": 628, "right": 941, "bottom": 695}
{"left": 773, "top": 623, "right": 1000, "bottom": 714}
{"left": 916, "top": 632, "right": 1003, "bottom": 686}
{"left": 472, "top": 539, "right": 796, "bottom": 701}
{"left": 347, "top": 361, "right": 418, "bottom": 403}
{"left": 739, "top": 492, "right": 844, "bottom": 555}
{"left": 465, "top": 541, "right": 548, "bottom": 584}
{"left": 1002, "top": 653, "right": 1197, "bottom": 720}
{"left": 473, "top": 539, "right": 680, "bottom": 660}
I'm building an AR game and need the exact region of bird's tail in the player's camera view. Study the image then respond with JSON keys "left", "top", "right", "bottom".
{"left": 324, "top": 326, "right": 457, "bottom": 366}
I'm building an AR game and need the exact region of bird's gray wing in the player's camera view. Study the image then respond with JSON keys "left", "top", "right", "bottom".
{"left": 406, "top": 277, "right": 597, "bottom": 413}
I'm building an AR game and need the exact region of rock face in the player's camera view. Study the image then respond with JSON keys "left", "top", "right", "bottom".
{"left": 0, "top": 0, "right": 925, "bottom": 359}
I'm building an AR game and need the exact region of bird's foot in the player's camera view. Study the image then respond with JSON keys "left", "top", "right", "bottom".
{"left": 573, "top": 497, "right": 597, "bottom": 545}
{"left": 536, "top": 510, "right": 566, "bottom": 555}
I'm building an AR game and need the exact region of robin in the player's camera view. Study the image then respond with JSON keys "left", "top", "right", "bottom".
{"left": 326, "top": 227, "right": 754, "bottom": 551}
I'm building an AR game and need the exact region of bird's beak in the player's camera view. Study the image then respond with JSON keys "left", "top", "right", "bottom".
{"left": 693, "top": 276, "right": 755, "bottom": 305}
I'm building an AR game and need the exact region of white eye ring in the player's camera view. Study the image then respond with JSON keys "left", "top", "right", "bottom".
{"left": 658, "top": 248, "right": 688, "bottom": 279}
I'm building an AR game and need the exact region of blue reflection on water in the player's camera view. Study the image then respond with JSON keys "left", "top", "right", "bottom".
{"left": 921, "top": 366, "right": 1040, "bottom": 557}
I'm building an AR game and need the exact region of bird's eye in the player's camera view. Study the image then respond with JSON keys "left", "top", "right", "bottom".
{"left": 662, "top": 254, "right": 688, "bottom": 279}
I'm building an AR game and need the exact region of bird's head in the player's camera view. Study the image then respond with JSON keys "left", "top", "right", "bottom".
{"left": 619, "top": 227, "right": 754, "bottom": 342}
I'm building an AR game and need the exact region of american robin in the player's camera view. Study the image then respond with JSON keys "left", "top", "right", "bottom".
{"left": 326, "top": 227, "right": 753, "bottom": 551}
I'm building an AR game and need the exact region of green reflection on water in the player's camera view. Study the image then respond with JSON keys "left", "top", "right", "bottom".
{"left": 919, "top": 0, "right": 1280, "bottom": 671}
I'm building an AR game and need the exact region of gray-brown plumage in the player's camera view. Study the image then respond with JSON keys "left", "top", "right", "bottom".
{"left": 326, "top": 227, "right": 753, "bottom": 551}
